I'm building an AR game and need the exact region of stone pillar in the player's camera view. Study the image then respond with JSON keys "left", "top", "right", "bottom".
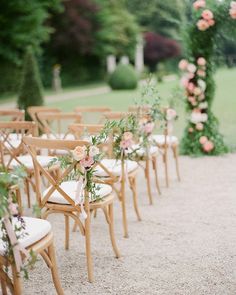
{"left": 120, "top": 56, "right": 129, "bottom": 65}
{"left": 106, "top": 55, "right": 116, "bottom": 74}
{"left": 52, "top": 64, "right": 62, "bottom": 92}
{"left": 135, "top": 36, "right": 144, "bottom": 73}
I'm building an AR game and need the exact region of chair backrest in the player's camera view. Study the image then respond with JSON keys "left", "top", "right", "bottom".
{"left": 37, "top": 112, "right": 82, "bottom": 139}
{"left": 74, "top": 106, "right": 112, "bottom": 124}
{"left": 23, "top": 136, "right": 114, "bottom": 211}
{"left": 0, "top": 121, "right": 37, "bottom": 170}
{"left": 0, "top": 109, "right": 25, "bottom": 121}
{"left": 27, "top": 106, "right": 61, "bottom": 132}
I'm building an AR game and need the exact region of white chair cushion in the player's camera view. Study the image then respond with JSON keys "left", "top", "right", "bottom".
{"left": 152, "top": 135, "right": 178, "bottom": 145}
{"left": 43, "top": 181, "right": 112, "bottom": 204}
{"left": 0, "top": 217, "right": 51, "bottom": 255}
{"left": 9, "top": 155, "right": 53, "bottom": 169}
{"left": 4, "top": 139, "right": 22, "bottom": 150}
{"left": 94, "top": 159, "right": 138, "bottom": 177}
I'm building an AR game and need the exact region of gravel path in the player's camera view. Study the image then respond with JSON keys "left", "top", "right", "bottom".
{"left": 23, "top": 153, "right": 236, "bottom": 295}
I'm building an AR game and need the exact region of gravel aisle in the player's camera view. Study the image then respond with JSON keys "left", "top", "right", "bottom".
{"left": 24, "top": 153, "right": 236, "bottom": 295}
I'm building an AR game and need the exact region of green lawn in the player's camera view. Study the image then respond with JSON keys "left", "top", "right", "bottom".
{"left": 47, "top": 68, "right": 236, "bottom": 150}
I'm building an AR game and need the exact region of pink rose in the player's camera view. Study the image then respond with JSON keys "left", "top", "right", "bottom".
{"left": 178, "top": 59, "right": 189, "bottom": 70}
{"left": 143, "top": 122, "right": 155, "bottom": 134}
{"left": 120, "top": 139, "right": 133, "bottom": 149}
{"left": 196, "top": 122, "right": 204, "bottom": 131}
{"left": 187, "top": 82, "right": 195, "bottom": 93}
{"left": 123, "top": 132, "right": 133, "bottom": 141}
{"left": 197, "top": 19, "right": 209, "bottom": 31}
{"left": 202, "top": 10, "right": 214, "bottom": 20}
{"left": 166, "top": 108, "right": 177, "bottom": 121}
{"left": 80, "top": 156, "right": 94, "bottom": 168}
{"left": 187, "top": 63, "right": 197, "bottom": 73}
{"left": 180, "top": 76, "right": 189, "bottom": 88}
{"left": 231, "top": 1, "right": 236, "bottom": 9}
{"left": 208, "top": 19, "right": 215, "bottom": 26}
{"left": 229, "top": 8, "right": 236, "bottom": 19}
{"left": 203, "top": 140, "right": 214, "bottom": 152}
{"left": 193, "top": 0, "right": 205, "bottom": 10}
{"left": 197, "top": 69, "right": 206, "bottom": 77}
{"left": 72, "top": 145, "right": 86, "bottom": 161}
{"left": 188, "top": 72, "right": 195, "bottom": 79}
{"left": 197, "top": 57, "right": 206, "bottom": 66}
{"left": 188, "top": 127, "right": 194, "bottom": 133}
{"left": 199, "top": 136, "right": 208, "bottom": 144}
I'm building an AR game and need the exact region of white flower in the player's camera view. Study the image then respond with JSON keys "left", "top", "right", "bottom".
{"left": 89, "top": 145, "right": 100, "bottom": 157}
{"left": 190, "top": 112, "right": 208, "bottom": 124}
{"left": 72, "top": 145, "right": 86, "bottom": 161}
{"left": 187, "top": 63, "right": 197, "bottom": 73}
{"left": 198, "top": 79, "right": 206, "bottom": 91}
{"left": 199, "top": 102, "right": 208, "bottom": 109}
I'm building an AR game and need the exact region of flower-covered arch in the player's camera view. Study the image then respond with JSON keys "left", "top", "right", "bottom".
{"left": 179, "top": 0, "right": 236, "bottom": 155}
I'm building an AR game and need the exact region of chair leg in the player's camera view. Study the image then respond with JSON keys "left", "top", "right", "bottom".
{"left": 84, "top": 213, "right": 94, "bottom": 282}
{"left": 145, "top": 159, "right": 153, "bottom": 205}
{"left": 152, "top": 156, "right": 161, "bottom": 195}
{"left": 64, "top": 215, "right": 70, "bottom": 250}
{"left": 172, "top": 145, "right": 181, "bottom": 182}
{"left": 12, "top": 264, "right": 22, "bottom": 295}
{"left": 25, "top": 179, "right": 31, "bottom": 208}
{"left": 107, "top": 204, "right": 121, "bottom": 258}
{"left": 120, "top": 179, "right": 129, "bottom": 238}
{"left": 1, "top": 277, "right": 8, "bottom": 295}
{"left": 163, "top": 147, "right": 169, "bottom": 188}
{"left": 129, "top": 177, "right": 142, "bottom": 221}
{"left": 47, "top": 242, "right": 64, "bottom": 295}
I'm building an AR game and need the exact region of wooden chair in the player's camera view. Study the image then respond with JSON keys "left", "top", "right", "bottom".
{"left": 27, "top": 106, "right": 61, "bottom": 134}
{"left": 0, "top": 109, "right": 25, "bottom": 122}
{"left": 74, "top": 107, "right": 112, "bottom": 124}
{"left": 0, "top": 121, "right": 55, "bottom": 208}
{"left": 37, "top": 112, "right": 81, "bottom": 140}
{"left": 68, "top": 123, "right": 142, "bottom": 238}
{"left": 23, "top": 136, "right": 120, "bottom": 282}
{"left": 0, "top": 217, "right": 63, "bottom": 295}
{"left": 128, "top": 106, "right": 181, "bottom": 188}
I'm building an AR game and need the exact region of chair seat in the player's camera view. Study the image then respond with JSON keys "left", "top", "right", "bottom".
{"left": 152, "top": 135, "right": 178, "bottom": 145}
{"left": 130, "top": 144, "right": 158, "bottom": 157}
{"left": 9, "top": 155, "right": 53, "bottom": 169}
{"left": 94, "top": 159, "right": 138, "bottom": 177}
{"left": 41, "top": 133, "right": 75, "bottom": 140}
{"left": 0, "top": 217, "right": 51, "bottom": 255}
{"left": 4, "top": 139, "right": 22, "bottom": 150}
{"left": 43, "top": 182, "right": 112, "bottom": 204}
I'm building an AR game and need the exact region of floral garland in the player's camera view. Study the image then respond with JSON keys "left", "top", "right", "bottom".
{"left": 179, "top": 0, "right": 235, "bottom": 156}
{"left": 0, "top": 168, "right": 36, "bottom": 278}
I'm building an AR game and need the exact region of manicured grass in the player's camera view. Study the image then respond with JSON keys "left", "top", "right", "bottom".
{"left": 48, "top": 68, "right": 236, "bottom": 150}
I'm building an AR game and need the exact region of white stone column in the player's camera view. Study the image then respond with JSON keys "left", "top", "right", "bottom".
{"left": 120, "top": 56, "right": 130, "bottom": 65}
{"left": 135, "top": 36, "right": 144, "bottom": 73}
{"left": 106, "top": 55, "right": 116, "bottom": 73}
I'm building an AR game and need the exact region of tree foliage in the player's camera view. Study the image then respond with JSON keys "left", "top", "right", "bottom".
{"left": 144, "top": 32, "right": 181, "bottom": 72}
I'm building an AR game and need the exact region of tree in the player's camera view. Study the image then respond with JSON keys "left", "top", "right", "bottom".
{"left": 144, "top": 32, "right": 181, "bottom": 72}
{"left": 18, "top": 48, "right": 44, "bottom": 120}
{"left": 179, "top": 0, "right": 236, "bottom": 156}
{"left": 126, "top": 0, "right": 185, "bottom": 39}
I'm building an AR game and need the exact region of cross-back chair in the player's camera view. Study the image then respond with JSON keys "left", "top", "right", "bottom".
{"left": 74, "top": 106, "right": 112, "bottom": 124}
{"left": 0, "top": 217, "right": 64, "bottom": 295}
{"left": 68, "top": 123, "right": 142, "bottom": 238}
{"left": 129, "top": 105, "right": 181, "bottom": 188}
{"left": 0, "top": 109, "right": 25, "bottom": 122}
{"left": 23, "top": 136, "right": 120, "bottom": 282}
{"left": 27, "top": 106, "right": 61, "bottom": 134}
{"left": 0, "top": 121, "right": 55, "bottom": 208}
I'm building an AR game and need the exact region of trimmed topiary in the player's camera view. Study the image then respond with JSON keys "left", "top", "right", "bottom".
{"left": 17, "top": 47, "right": 44, "bottom": 120}
{"left": 108, "top": 64, "right": 138, "bottom": 90}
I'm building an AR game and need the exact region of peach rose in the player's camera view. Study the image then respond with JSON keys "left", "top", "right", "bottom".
{"left": 178, "top": 59, "right": 189, "bottom": 70}
{"left": 72, "top": 145, "right": 86, "bottom": 161}
{"left": 89, "top": 145, "right": 99, "bottom": 157}
{"left": 197, "top": 19, "right": 209, "bottom": 31}
{"left": 199, "top": 136, "right": 208, "bottom": 144}
{"left": 194, "top": 87, "right": 202, "bottom": 96}
{"left": 196, "top": 122, "right": 204, "bottom": 131}
{"left": 197, "top": 69, "right": 206, "bottom": 77}
{"left": 208, "top": 19, "right": 215, "bottom": 26}
{"left": 197, "top": 57, "right": 206, "bottom": 66}
{"left": 123, "top": 132, "right": 133, "bottom": 141}
{"left": 203, "top": 140, "right": 214, "bottom": 152}
{"left": 202, "top": 10, "right": 214, "bottom": 20}
{"left": 188, "top": 127, "right": 194, "bottom": 133}
{"left": 80, "top": 156, "right": 94, "bottom": 168}
{"left": 193, "top": 0, "right": 205, "bottom": 10}
{"left": 187, "top": 63, "right": 197, "bottom": 73}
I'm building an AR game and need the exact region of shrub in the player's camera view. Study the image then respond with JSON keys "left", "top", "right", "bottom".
{"left": 17, "top": 48, "right": 44, "bottom": 120}
{"left": 108, "top": 64, "right": 138, "bottom": 90}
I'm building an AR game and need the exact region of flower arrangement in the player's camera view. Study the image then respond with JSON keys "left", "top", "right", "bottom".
{"left": 0, "top": 168, "right": 36, "bottom": 278}
{"left": 179, "top": 0, "right": 235, "bottom": 156}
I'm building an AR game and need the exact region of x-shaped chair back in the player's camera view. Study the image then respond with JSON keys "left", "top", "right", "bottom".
{"left": 37, "top": 112, "right": 82, "bottom": 139}
{"left": 27, "top": 106, "right": 61, "bottom": 133}
{"left": 0, "top": 109, "right": 25, "bottom": 121}
{"left": 0, "top": 121, "right": 37, "bottom": 170}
